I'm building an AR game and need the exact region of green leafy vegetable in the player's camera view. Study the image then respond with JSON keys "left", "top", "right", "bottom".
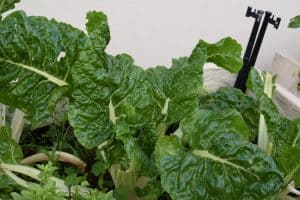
{"left": 277, "top": 147, "right": 300, "bottom": 186}
{"left": 155, "top": 135, "right": 283, "bottom": 200}
{"left": 289, "top": 15, "right": 300, "bottom": 28}
{"left": 0, "top": 0, "right": 20, "bottom": 20}
{"left": 196, "top": 37, "right": 242, "bottom": 73}
{"left": 156, "top": 109, "right": 284, "bottom": 199}
{"left": 0, "top": 11, "right": 86, "bottom": 126}
{"left": 180, "top": 108, "right": 249, "bottom": 145}
{"left": 1, "top": 4, "right": 298, "bottom": 199}
{"left": 199, "top": 87, "right": 260, "bottom": 141}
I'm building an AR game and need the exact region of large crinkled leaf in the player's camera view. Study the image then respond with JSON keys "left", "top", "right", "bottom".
{"left": 69, "top": 11, "right": 243, "bottom": 153}
{"left": 0, "top": 11, "right": 87, "bottom": 126}
{"left": 199, "top": 87, "right": 260, "bottom": 141}
{"left": 0, "top": 126, "right": 23, "bottom": 189}
{"left": 180, "top": 109, "right": 249, "bottom": 146}
{"left": 155, "top": 115, "right": 284, "bottom": 200}
{"left": 289, "top": 15, "right": 300, "bottom": 28}
{"left": 69, "top": 11, "right": 160, "bottom": 156}
{"left": 156, "top": 109, "right": 283, "bottom": 199}
{"left": 0, "top": 0, "right": 20, "bottom": 20}
{"left": 145, "top": 37, "right": 242, "bottom": 129}
{"left": 197, "top": 37, "right": 242, "bottom": 73}
{"left": 145, "top": 54, "right": 206, "bottom": 127}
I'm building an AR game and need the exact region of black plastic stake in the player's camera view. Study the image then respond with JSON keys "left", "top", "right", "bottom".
{"left": 234, "top": 7, "right": 281, "bottom": 93}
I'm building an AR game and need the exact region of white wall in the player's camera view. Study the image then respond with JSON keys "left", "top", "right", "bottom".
{"left": 13, "top": 0, "right": 300, "bottom": 71}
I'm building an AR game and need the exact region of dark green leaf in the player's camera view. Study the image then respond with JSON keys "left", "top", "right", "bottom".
{"left": 197, "top": 37, "right": 242, "bottom": 73}
{"left": 180, "top": 109, "right": 249, "bottom": 147}
{"left": 86, "top": 11, "right": 110, "bottom": 53}
{"left": 156, "top": 109, "right": 284, "bottom": 199}
{"left": 199, "top": 87, "right": 260, "bottom": 141}
{"left": 289, "top": 15, "right": 300, "bottom": 28}
{"left": 0, "top": 11, "right": 86, "bottom": 126}
{"left": 0, "top": 0, "right": 20, "bottom": 20}
{"left": 155, "top": 134, "right": 283, "bottom": 200}
{"left": 146, "top": 54, "right": 205, "bottom": 127}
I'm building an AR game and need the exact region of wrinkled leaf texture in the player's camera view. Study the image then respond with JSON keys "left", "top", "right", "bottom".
{"left": 0, "top": 11, "right": 86, "bottom": 126}
{"left": 155, "top": 109, "right": 284, "bottom": 200}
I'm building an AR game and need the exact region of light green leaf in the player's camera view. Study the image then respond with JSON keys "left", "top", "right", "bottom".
{"left": 155, "top": 134, "right": 283, "bottom": 200}
{"left": 0, "top": 11, "right": 86, "bottom": 126}
{"left": 277, "top": 147, "right": 300, "bottom": 186}
{"left": 197, "top": 37, "right": 243, "bottom": 73}
{"left": 289, "top": 15, "right": 300, "bottom": 28}
{"left": 0, "top": 0, "right": 20, "bottom": 20}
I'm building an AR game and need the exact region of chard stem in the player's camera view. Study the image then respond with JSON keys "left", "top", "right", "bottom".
{"left": 21, "top": 151, "right": 87, "bottom": 172}
{"left": 288, "top": 181, "right": 300, "bottom": 196}
{"left": 258, "top": 73, "right": 274, "bottom": 154}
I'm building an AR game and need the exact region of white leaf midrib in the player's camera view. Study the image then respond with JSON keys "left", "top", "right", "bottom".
{"left": 0, "top": 58, "right": 68, "bottom": 86}
{"left": 193, "top": 150, "right": 259, "bottom": 179}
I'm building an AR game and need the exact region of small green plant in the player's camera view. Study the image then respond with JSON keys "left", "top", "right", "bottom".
{"left": 10, "top": 162, "right": 68, "bottom": 200}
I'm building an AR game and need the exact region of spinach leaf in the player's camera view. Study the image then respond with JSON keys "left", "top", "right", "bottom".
{"left": 0, "top": 11, "right": 86, "bottom": 126}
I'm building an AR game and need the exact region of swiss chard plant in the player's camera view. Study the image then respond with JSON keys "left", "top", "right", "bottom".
{"left": 0, "top": 1, "right": 299, "bottom": 199}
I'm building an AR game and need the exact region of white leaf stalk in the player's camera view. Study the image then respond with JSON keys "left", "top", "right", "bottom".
{"left": 0, "top": 104, "right": 5, "bottom": 127}
{"left": 288, "top": 181, "right": 300, "bottom": 196}
{"left": 11, "top": 109, "right": 25, "bottom": 143}
{"left": 258, "top": 73, "right": 274, "bottom": 155}
{"left": 21, "top": 151, "right": 87, "bottom": 172}
{"left": 0, "top": 163, "right": 67, "bottom": 192}
{"left": 0, "top": 163, "right": 90, "bottom": 195}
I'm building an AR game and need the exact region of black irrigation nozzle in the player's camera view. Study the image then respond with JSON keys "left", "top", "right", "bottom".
{"left": 246, "top": 7, "right": 264, "bottom": 21}
{"left": 234, "top": 7, "right": 281, "bottom": 93}
{"left": 269, "top": 14, "right": 281, "bottom": 29}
